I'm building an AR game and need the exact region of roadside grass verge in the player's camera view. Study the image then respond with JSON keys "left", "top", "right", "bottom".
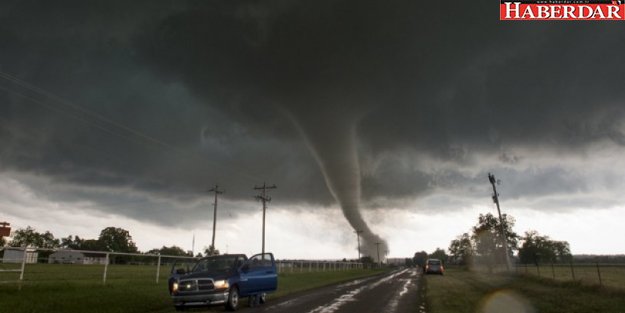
{"left": 425, "top": 268, "right": 625, "bottom": 313}
{"left": 0, "top": 265, "right": 385, "bottom": 313}
{"left": 515, "top": 264, "right": 625, "bottom": 290}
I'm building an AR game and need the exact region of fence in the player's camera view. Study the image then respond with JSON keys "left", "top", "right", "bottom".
{"left": 515, "top": 263, "right": 625, "bottom": 290}
{"left": 275, "top": 260, "right": 364, "bottom": 273}
{"left": 0, "top": 247, "right": 364, "bottom": 285}
{"left": 0, "top": 247, "right": 198, "bottom": 285}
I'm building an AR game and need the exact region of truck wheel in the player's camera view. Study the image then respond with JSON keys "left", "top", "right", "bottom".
{"left": 174, "top": 305, "right": 186, "bottom": 311}
{"left": 225, "top": 286, "right": 239, "bottom": 311}
{"left": 259, "top": 293, "right": 267, "bottom": 304}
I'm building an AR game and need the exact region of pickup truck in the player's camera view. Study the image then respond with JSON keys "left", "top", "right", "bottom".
{"left": 168, "top": 253, "right": 278, "bottom": 311}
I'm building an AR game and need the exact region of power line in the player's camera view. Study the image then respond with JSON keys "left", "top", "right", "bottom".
{"left": 254, "top": 182, "right": 276, "bottom": 255}
{"left": 0, "top": 71, "right": 179, "bottom": 152}
{"left": 0, "top": 70, "right": 264, "bottom": 183}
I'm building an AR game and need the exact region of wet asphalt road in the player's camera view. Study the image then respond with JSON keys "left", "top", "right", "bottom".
{"left": 246, "top": 268, "right": 421, "bottom": 313}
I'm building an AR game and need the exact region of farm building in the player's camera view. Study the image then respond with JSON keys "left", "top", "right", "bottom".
{"left": 48, "top": 250, "right": 108, "bottom": 265}
{"left": 2, "top": 247, "right": 38, "bottom": 263}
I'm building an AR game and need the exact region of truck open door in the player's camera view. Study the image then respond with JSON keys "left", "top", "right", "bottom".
{"left": 239, "top": 253, "right": 277, "bottom": 294}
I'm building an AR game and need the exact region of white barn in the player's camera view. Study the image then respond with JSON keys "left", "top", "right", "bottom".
{"left": 2, "top": 247, "right": 38, "bottom": 264}
{"left": 48, "top": 250, "right": 108, "bottom": 265}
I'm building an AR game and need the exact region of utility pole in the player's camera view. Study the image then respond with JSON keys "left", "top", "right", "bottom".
{"left": 375, "top": 242, "right": 382, "bottom": 267}
{"left": 208, "top": 185, "right": 224, "bottom": 254}
{"left": 355, "top": 230, "right": 363, "bottom": 261}
{"left": 255, "top": 182, "right": 277, "bottom": 255}
{"left": 488, "top": 173, "right": 511, "bottom": 271}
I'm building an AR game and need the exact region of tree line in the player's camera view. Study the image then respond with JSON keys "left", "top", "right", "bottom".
{"left": 446, "top": 212, "right": 572, "bottom": 268}
{"left": 412, "top": 212, "right": 575, "bottom": 270}
{"left": 0, "top": 225, "right": 219, "bottom": 259}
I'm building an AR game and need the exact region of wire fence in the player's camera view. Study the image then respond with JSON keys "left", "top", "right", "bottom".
{"left": 0, "top": 247, "right": 365, "bottom": 285}
{"left": 515, "top": 263, "right": 625, "bottom": 290}
{"left": 276, "top": 260, "right": 364, "bottom": 273}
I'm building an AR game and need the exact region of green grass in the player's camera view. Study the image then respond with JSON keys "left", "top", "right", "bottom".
{"left": 515, "top": 264, "right": 625, "bottom": 290}
{"left": 0, "top": 264, "right": 385, "bottom": 313}
{"left": 1, "top": 263, "right": 162, "bottom": 283}
{"left": 425, "top": 268, "right": 625, "bottom": 313}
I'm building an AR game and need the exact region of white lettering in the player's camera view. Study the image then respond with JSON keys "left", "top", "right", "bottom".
{"left": 607, "top": 5, "right": 622, "bottom": 19}
{"left": 505, "top": 2, "right": 522, "bottom": 19}
{"left": 593, "top": 6, "right": 606, "bottom": 18}
{"left": 579, "top": 5, "right": 593, "bottom": 18}
{"left": 522, "top": 5, "right": 536, "bottom": 18}
{"left": 562, "top": 5, "right": 575, "bottom": 18}
{"left": 551, "top": 6, "right": 562, "bottom": 18}
{"left": 537, "top": 5, "right": 550, "bottom": 18}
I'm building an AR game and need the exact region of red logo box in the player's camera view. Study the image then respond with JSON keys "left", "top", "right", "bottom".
{"left": 500, "top": 0, "right": 625, "bottom": 20}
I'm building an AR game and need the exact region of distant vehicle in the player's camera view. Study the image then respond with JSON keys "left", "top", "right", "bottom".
{"left": 424, "top": 258, "right": 444, "bottom": 275}
{"left": 168, "top": 253, "right": 278, "bottom": 311}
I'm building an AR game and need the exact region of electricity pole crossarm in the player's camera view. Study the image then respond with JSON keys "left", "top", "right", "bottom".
{"left": 208, "top": 185, "right": 224, "bottom": 254}
{"left": 254, "top": 182, "right": 277, "bottom": 255}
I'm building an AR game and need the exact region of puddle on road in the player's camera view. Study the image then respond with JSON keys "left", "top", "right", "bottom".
{"left": 387, "top": 269, "right": 418, "bottom": 313}
{"left": 398, "top": 278, "right": 413, "bottom": 297}
{"left": 305, "top": 269, "right": 409, "bottom": 313}
{"left": 306, "top": 286, "right": 364, "bottom": 313}
{"left": 417, "top": 304, "right": 427, "bottom": 313}
{"left": 335, "top": 277, "right": 369, "bottom": 289}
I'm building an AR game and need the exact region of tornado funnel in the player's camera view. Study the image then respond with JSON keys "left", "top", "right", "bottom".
{"left": 286, "top": 106, "right": 389, "bottom": 262}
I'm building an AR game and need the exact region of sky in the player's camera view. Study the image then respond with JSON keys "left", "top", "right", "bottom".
{"left": 1, "top": 0, "right": 624, "bottom": 260}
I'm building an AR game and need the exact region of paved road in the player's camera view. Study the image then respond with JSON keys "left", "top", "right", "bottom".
{"left": 250, "top": 268, "right": 421, "bottom": 313}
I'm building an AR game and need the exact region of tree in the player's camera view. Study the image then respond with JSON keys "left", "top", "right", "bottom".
{"left": 360, "top": 256, "right": 374, "bottom": 265}
{"left": 204, "top": 245, "right": 220, "bottom": 256}
{"left": 412, "top": 251, "right": 428, "bottom": 268}
{"left": 448, "top": 232, "right": 474, "bottom": 265}
{"left": 154, "top": 245, "right": 188, "bottom": 256}
{"left": 81, "top": 239, "right": 104, "bottom": 251}
{"left": 9, "top": 226, "right": 60, "bottom": 248}
{"left": 518, "top": 231, "right": 572, "bottom": 264}
{"left": 61, "top": 235, "right": 84, "bottom": 250}
{"left": 552, "top": 241, "right": 572, "bottom": 263}
{"left": 429, "top": 248, "right": 449, "bottom": 263}
{"left": 472, "top": 213, "right": 518, "bottom": 269}
{"left": 0, "top": 236, "right": 5, "bottom": 247}
{"left": 98, "top": 227, "right": 138, "bottom": 253}
{"left": 404, "top": 258, "right": 414, "bottom": 267}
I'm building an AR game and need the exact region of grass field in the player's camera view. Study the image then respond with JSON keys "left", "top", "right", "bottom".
{"left": 515, "top": 264, "right": 625, "bottom": 290}
{"left": 0, "top": 263, "right": 385, "bottom": 313}
{"left": 425, "top": 268, "right": 625, "bottom": 313}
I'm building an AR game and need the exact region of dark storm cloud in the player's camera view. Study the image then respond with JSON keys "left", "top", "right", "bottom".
{"left": 1, "top": 0, "right": 625, "bottom": 222}
{"left": 0, "top": 0, "right": 331, "bottom": 205}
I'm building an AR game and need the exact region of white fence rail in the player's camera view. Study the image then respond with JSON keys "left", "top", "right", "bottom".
{"left": 1, "top": 247, "right": 365, "bottom": 285}
{"left": 0, "top": 247, "right": 197, "bottom": 285}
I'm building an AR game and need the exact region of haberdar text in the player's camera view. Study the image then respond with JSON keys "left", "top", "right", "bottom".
{"left": 500, "top": 2, "right": 625, "bottom": 20}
